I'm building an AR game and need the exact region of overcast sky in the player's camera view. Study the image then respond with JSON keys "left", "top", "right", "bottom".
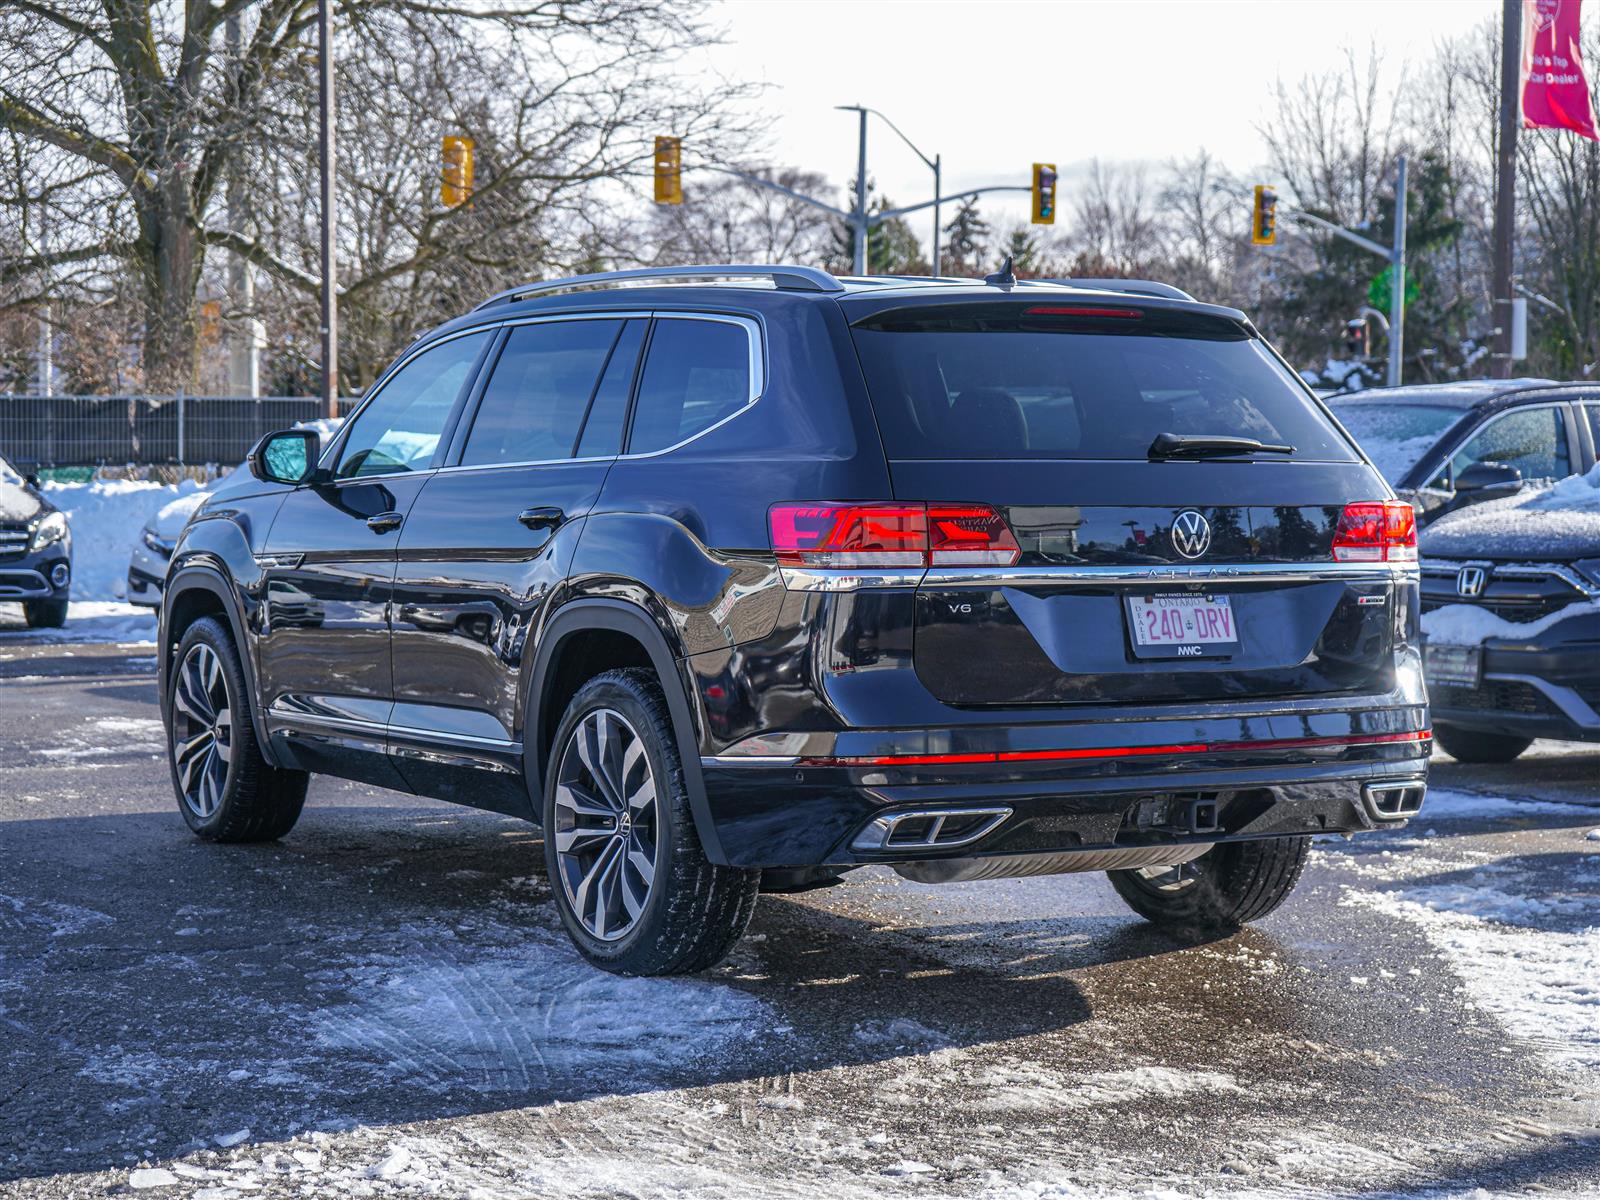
{"left": 698, "top": 0, "right": 1503, "bottom": 247}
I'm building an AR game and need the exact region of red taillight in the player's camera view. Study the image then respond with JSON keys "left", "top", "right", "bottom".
{"left": 1332, "top": 500, "right": 1417, "bottom": 563}
{"left": 1023, "top": 305, "right": 1144, "bottom": 319}
{"left": 769, "top": 502, "right": 1021, "bottom": 569}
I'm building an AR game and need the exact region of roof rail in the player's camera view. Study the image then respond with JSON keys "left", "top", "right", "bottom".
{"left": 474, "top": 264, "right": 844, "bottom": 310}
{"left": 1028, "top": 277, "right": 1196, "bottom": 302}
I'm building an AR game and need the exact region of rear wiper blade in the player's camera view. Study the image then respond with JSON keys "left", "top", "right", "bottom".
{"left": 1147, "top": 431, "right": 1295, "bottom": 459}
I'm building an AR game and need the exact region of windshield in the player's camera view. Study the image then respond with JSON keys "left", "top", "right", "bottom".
{"left": 851, "top": 311, "right": 1357, "bottom": 462}
{"left": 1327, "top": 403, "right": 1459, "bottom": 484}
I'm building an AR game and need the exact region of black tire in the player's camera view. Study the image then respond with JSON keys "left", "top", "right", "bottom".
{"left": 542, "top": 668, "right": 759, "bottom": 976}
{"left": 1108, "top": 836, "right": 1310, "bottom": 933}
{"left": 23, "top": 598, "right": 68, "bottom": 628}
{"left": 167, "top": 616, "right": 308, "bottom": 842}
{"left": 1432, "top": 723, "right": 1532, "bottom": 764}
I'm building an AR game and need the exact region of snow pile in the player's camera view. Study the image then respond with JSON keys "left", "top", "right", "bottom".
{"left": 1525, "top": 459, "right": 1600, "bottom": 510}
{"left": 1423, "top": 597, "right": 1600, "bottom": 645}
{"left": 40, "top": 477, "right": 207, "bottom": 601}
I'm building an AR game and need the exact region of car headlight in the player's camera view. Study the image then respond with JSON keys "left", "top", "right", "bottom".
{"left": 29, "top": 511, "right": 68, "bottom": 553}
{"left": 142, "top": 527, "right": 175, "bottom": 558}
{"left": 1573, "top": 558, "right": 1600, "bottom": 589}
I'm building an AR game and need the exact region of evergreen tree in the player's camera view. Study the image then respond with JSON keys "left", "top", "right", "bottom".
{"left": 828, "top": 177, "right": 927, "bottom": 275}
{"left": 942, "top": 199, "right": 991, "bottom": 275}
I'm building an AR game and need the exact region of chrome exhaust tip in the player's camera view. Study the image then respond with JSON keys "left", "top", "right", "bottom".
{"left": 851, "top": 806, "right": 1012, "bottom": 852}
{"left": 1363, "top": 779, "right": 1426, "bottom": 822}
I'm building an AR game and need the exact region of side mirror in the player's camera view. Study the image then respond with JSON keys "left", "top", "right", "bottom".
{"left": 24, "top": 472, "right": 40, "bottom": 489}
{"left": 248, "top": 429, "right": 322, "bottom": 485}
{"left": 1454, "top": 460, "right": 1522, "bottom": 496}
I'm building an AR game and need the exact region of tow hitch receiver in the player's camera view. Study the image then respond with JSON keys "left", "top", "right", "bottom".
{"left": 1127, "top": 794, "right": 1223, "bottom": 836}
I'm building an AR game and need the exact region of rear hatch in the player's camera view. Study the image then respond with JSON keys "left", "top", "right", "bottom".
{"left": 846, "top": 295, "right": 1403, "bottom": 707}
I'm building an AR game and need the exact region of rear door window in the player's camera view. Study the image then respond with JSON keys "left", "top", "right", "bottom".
{"left": 461, "top": 320, "right": 623, "bottom": 466}
{"left": 627, "top": 318, "right": 753, "bottom": 455}
{"left": 1448, "top": 406, "right": 1570, "bottom": 485}
{"left": 849, "top": 305, "right": 1356, "bottom": 461}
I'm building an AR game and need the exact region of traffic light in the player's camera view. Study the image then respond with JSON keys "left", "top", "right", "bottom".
{"left": 441, "top": 135, "right": 474, "bottom": 208}
{"left": 1031, "top": 162, "right": 1057, "bottom": 225}
{"left": 654, "top": 135, "right": 683, "bottom": 205}
{"left": 1252, "top": 184, "right": 1278, "bottom": 245}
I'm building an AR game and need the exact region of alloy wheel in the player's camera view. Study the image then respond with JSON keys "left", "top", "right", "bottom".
{"left": 1131, "top": 861, "right": 1200, "bottom": 893}
{"left": 171, "top": 643, "right": 233, "bottom": 819}
{"left": 552, "top": 707, "right": 660, "bottom": 942}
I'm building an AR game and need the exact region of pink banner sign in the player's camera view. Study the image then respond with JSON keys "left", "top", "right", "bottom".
{"left": 1523, "top": 0, "right": 1598, "bottom": 140}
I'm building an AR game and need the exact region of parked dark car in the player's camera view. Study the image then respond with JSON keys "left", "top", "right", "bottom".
{"left": 0, "top": 451, "right": 71, "bottom": 628}
{"left": 1418, "top": 467, "right": 1600, "bottom": 761}
{"left": 158, "top": 264, "right": 1431, "bottom": 975}
{"left": 1325, "top": 381, "right": 1600, "bottom": 525}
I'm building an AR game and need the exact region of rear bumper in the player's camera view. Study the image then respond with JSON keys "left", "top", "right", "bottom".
{"left": 700, "top": 705, "right": 1430, "bottom": 868}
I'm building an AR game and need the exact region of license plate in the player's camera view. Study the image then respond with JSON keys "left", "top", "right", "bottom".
{"left": 1125, "top": 593, "right": 1239, "bottom": 659}
{"left": 1424, "top": 642, "right": 1482, "bottom": 688}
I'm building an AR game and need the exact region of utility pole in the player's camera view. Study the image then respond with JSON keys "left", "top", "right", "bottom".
{"left": 226, "top": 12, "right": 260, "bottom": 398}
{"left": 317, "top": 0, "right": 339, "bottom": 418}
{"left": 1388, "top": 154, "right": 1407, "bottom": 390}
{"left": 1491, "top": 0, "right": 1521, "bottom": 380}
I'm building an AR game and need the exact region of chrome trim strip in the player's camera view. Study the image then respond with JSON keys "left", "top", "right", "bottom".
{"left": 923, "top": 562, "right": 1414, "bottom": 586}
{"left": 1481, "top": 672, "right": 1600, "bottom": 730}
{"left": 700, "top": 754, "right": 802, "bottom": 767}
{"left": 264, "top": 704, "right": 521, "bottom": 751}
{"left": 780, "top": 562, "right": 1413, "bottom": 592}
{"left": 1419, "top": 559, "right": 1598, "bottom": 598}
{"left": 779, "top": 566, "right": 927, "bottom": 592}
{"left": 387, "top": 722, "right": 521, "bottom": 752}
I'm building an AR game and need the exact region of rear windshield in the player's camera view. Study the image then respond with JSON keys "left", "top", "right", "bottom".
{"left": 850, "top": 307, "right": 1358, "bottom": 461}
{"left": 1325, "top": 402, "right": 1459, "bottom": 484}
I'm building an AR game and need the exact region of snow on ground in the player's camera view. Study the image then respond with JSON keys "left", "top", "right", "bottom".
{"left": 0, "top": 599, "right": 155, "bottom": 643}
{"left": 1334, "top": 786, "right": 1600, "bottom": 1076}
{"left": 41, "top": 476, "right": 207, "bottom": 602}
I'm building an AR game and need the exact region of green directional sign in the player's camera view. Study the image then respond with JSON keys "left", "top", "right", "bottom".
{"left": 1367, "top": 265, "right": 1419, "bottom": 312}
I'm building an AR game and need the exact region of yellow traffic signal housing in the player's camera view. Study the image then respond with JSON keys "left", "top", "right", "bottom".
{"left": 441, "top": 135, "right": 475, "bottom": 208}
{"left": 1252, "top": 184, "right": 1278, "bottom": 245}
{"left": 654, "top": 136, "right": 683, "bottom": 205}
{"left": 1031, "top": 162, "right": 1057, "bottom": 225}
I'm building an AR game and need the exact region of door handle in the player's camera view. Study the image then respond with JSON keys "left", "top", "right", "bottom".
{"left": 366, "top": 511, "right": 404, "bottom": 534}
{"left": 517, "top": 506, "right": 565, "bottom": 531}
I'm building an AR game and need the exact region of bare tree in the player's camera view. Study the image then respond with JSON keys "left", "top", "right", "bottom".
{"left": 642, "top": 167, "right": 837, "bottom": 267}
{"left": 0, "top": 1, "right": 754, "bottom": 392}
{"left": 1066, "top": 159, "right": 1163, "bottom": 276}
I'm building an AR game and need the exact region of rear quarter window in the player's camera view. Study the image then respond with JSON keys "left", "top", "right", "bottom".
{"left": 850, "top": 305, "right": 1357, "bottom": 462}
{"left": 627, "top": 318, "right": 754, "bottom": 455}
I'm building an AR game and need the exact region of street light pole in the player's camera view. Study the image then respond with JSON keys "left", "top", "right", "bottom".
{"left": 317, "top": 0, "right": 339, "bottom": 419}
{"left": 1387, "top": 154, "right": 1407, "bottom": 390}
{"left": 931, "top": 153, "right": 942, "bottom": 276}
{"left": 849, "top": 107, "right": 868, "bottom": 275}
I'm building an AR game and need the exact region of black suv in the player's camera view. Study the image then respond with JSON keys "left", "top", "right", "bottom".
{"left": 159, "top": 264, "right": 1430, "bottom": 975}
{"left": 0, "top": 451, "right": 71, "bottom": 628}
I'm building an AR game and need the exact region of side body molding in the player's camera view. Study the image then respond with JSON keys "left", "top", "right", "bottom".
{"left": 528, "top": 598, "right": 727, "bottom": 864}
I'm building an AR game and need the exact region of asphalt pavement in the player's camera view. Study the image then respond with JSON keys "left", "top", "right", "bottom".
{"left": 1, "top": 616, "right": 1597, "bottom": 1199}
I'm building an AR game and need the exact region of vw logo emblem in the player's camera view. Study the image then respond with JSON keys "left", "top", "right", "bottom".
{"left": 1170, "top": 510, "right": 1212, "bottom": 560}
{"left": 1456, "top": 565, "right": 1488, "bottom": 598}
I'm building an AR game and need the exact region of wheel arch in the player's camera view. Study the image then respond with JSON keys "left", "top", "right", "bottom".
{"left": 160, "top": 565, "right": 280, "bottom": 769}
{"left": 528, "top": 598, "right": 726, "bottom": 864}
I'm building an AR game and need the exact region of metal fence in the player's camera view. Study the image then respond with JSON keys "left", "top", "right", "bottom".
{"left": 0, "top": 395, "right": 358, "bottom": 467}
